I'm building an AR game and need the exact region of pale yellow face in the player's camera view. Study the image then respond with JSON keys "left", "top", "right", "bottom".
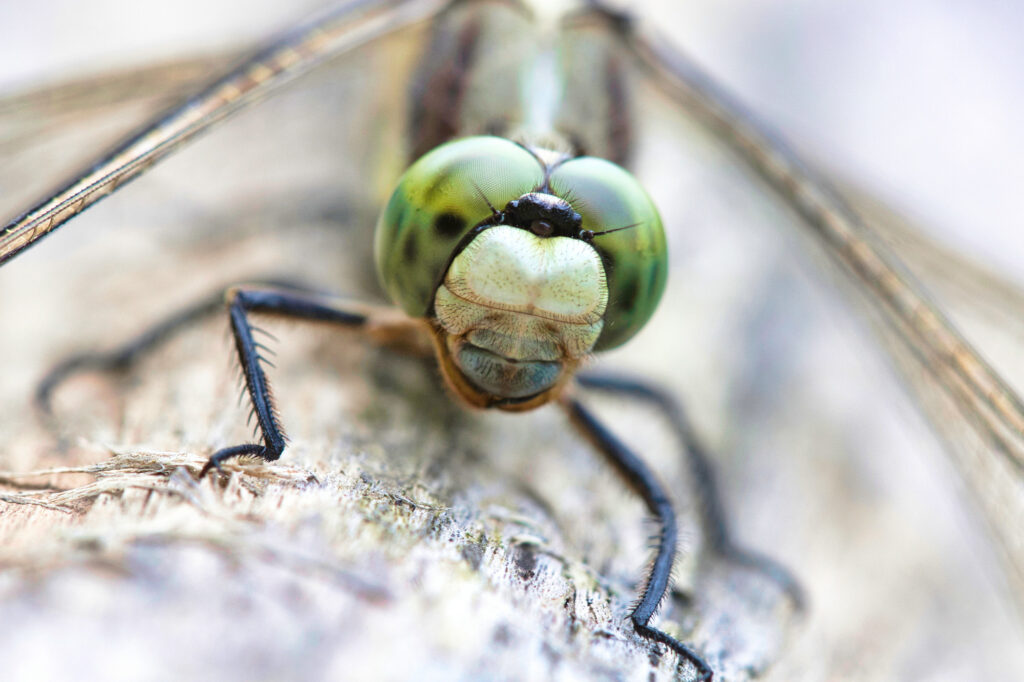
{"left": 433, "top": 225, "right": 608, "bottom": 401}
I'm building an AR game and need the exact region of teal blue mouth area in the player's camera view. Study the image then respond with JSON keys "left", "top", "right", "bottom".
{"left": 456, "top": 344, "right": 562, "bottom": 399}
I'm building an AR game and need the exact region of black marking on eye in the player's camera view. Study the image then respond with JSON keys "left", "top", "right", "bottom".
{"left": 434, "top": 212, "right": 467, "bottom": 237}
{"left": 619, "top": 276, "right": 639, "bottom": 310}
{"left": 402, "top": 233, "right": 418, "bottom": 263}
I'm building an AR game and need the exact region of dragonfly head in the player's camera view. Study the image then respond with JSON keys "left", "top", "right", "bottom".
{"left": 375, "top": 136, "right": 668, "bottom": 410}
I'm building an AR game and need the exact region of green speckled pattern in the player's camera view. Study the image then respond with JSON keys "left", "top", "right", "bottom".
{"left": 550, "top": 158, "right": 667, "bottom": 350}
{"left": 375, "top": 137, "right": 545, "bottom": 316}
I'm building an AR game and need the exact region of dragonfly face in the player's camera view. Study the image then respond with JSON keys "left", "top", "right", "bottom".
{"left": 376, "top": 135, "right": 666, "bottom": 408}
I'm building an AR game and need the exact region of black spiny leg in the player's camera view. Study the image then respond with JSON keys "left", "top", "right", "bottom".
{"left": 577, "top": 372, "right": 805, "bottom": 609}
{"left": 36, "top": 281, "right": 371, "bottom": 476}
{"left": 34, "top": 278, "right": 328, "bottom": 417}
{"left": 35, "top": 292, "right": 226, "bottom": 416}
{"left": 563, "top": 397, "right": 713, "bottom": 682}
{"left": 201, "top": 286, "right": 368, "bottom": 476}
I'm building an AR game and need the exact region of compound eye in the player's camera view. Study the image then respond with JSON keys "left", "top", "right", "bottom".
{"left": 375, "top": 137, "right": 546, "bottom": 318}
{"left": 549, "top": 157, "right": 668, "bottom": 351}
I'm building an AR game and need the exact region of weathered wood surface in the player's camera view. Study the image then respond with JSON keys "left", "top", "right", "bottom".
{"left": 1, "top": 3, "right": 1023, "bottom": 681}
{"left": 0, "top": 345, "right": 798, "bottom": 682}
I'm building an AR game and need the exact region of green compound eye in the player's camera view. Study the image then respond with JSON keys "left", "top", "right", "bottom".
{"left": 550, "top": 157, "right": 667, "bottom": 351}
{"left": 375, "top": 136, "right": 668, "bottom": 354}
{"left": 375, "top": 137, "right": 545, "bottom": 317}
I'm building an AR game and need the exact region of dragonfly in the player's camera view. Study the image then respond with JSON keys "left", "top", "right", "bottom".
{"left": 1, "top": 0, "right": 1022, "bottom": 680}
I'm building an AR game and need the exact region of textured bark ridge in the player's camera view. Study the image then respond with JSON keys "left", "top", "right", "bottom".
{"left": 0, "top": 329, "right": 797, "bottom": 682}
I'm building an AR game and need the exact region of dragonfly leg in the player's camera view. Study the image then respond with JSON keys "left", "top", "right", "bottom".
{"left": 35, "top": 292, "right": 223, "bottom": 416}
{"left": 34, "top": 280, "right": 423, "bottom": 477}
{"left": 198, "top": 284, "right": 375, "bottom": 476}
{"left": 577, "top": 372, "right": 805, "bottom": 609}
{"left": 563, "top": 396, "right": 713, "bottom": 682}
{"left": 34, "top": 279, "right": 329, "bottom": 416}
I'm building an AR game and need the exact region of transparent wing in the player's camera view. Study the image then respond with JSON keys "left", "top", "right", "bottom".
{"left": 0, "top": 54, "right": 244, "bottom": 234}
{"left": 846, "top": 184, "right": 1024, "bottom": 601}
{"left": 0, "top": 0, "right": 446, "bottom": 267}
{"left": 0, "top": 56, "right": 233, "bottom": 155}
{"left": 619, "top": 5, "right": 1024, "bottom": 607}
